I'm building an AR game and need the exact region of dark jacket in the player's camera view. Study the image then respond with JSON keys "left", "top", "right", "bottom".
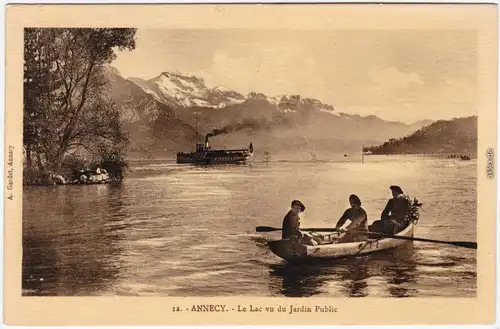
{"left": 282, "top": 210, "right": 302, "bottom": 239}
{"left": 335, "top": 207, "right": 368, "bottom": 243}
{"left": 335, "top": 207, "right": 368, "bottom": 231}
{"left": 381, "top": 196, "right": 410, "bottom": 223}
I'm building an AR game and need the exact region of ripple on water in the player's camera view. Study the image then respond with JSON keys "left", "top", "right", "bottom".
{"left": 417, "top": 265, "right": 456, "bottom": 273}
{"left": 177, "top": 190, "right": 232, "bottom": 197}
{"left": 189, "top": 244, "right": 220, "bottom": 251}
{"left": 22, "top": 156, "right": 477, "bottom": 297}
{"left": 114, "top": 282, "right": 182, "bottom": 296}
{"left": 132, "top": 236, "right": 182, "bottom": 247}
{"left": 182, "top": 269, "right": 236, "bottom": 280}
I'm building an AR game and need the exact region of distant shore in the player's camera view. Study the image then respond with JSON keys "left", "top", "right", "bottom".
{"left": 364, "top": 152, "right": 476, "bottom": 158}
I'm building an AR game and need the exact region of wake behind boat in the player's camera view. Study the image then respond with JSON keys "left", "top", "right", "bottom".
{"left": 267, "top": 222, "right": 415, "bottom": 261}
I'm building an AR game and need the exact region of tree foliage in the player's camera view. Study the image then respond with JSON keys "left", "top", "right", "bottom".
{"left": 23, "top": 28, "right": 136, "bottom": 174}
{"left": 365, "top": 116, "right": 477, "bottom": 155}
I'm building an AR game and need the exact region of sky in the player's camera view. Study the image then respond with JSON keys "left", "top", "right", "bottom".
{"left": 113, "top": 29, "right": 478, "bottom": 124}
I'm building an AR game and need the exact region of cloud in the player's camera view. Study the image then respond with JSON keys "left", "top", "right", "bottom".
{"left": 113, "top": 29, "right": 477, "bottom": 122}
{"left": 369, "top": 66, "right": 424, "bottom": 91}
{"left": 205, "top": 46, "right": 322, "bottom": 96}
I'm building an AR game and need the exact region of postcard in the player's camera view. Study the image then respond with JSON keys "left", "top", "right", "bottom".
{"left": 4, "top": 3, "right": 497, "bottom": 326}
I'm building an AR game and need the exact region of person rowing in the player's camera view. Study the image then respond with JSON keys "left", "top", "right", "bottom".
{"left": 334, "top": 194, "right": 369, "bottom": 243}
{"left": 370, "top": 185, "right": 410, "bottom": 234}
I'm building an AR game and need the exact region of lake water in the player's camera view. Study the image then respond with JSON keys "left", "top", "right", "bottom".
{"left": 22, "top": 155, "right": 477, "bottom": 297}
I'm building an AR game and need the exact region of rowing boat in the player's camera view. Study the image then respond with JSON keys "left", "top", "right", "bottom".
{"left": 267, "top": 222, "right": 415, "bottom": 261}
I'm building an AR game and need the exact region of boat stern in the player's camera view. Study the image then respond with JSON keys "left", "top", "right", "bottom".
{"left": 267, "top": 239, "right": 309, "bottom": 260}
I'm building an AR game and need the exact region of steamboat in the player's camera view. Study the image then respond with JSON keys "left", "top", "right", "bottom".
{"left": 176, "top": 134, "right": 254, "bottom": 165}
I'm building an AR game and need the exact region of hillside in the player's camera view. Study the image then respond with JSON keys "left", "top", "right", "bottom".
{"left": 107, "top": 67, "right": 434, "bottom": 157}
{"left": 365, "top": 116, "right": 477, "bottom": 155}
{"left": 106, "top": 68, "right": 196, "bottom": 154}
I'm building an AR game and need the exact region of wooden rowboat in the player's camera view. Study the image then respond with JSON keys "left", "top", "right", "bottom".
{"left": 267, "top": 222, "right": 415, "bottom": 261}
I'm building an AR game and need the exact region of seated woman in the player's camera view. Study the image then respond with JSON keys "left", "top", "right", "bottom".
{"left": 281, "top": 200, "right": 319, "bottom": 246}
{"left": 335, "top": 194, "right": 368, "bottom": 243}
{"left": 370, "top": 185, "right": 410, "bottom": 234}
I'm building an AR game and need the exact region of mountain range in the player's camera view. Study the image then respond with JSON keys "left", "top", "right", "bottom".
{"left": 106, "top": 67, "right": 434, "bottom": 158}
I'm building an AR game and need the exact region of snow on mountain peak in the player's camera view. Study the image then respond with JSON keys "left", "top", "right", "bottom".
{"left": 126, "top": 70, "right": 336, "bottom": 113}
{"left": 128, "top": 71, "right": 247, "bottom": 109}
{"left": 320, "top": 108, "right": 339, "bottom": 116}
{"left": 213, "top": 85, "right": 231, "bottom": 92}
{"left": 160, "top": 71, "right": 202, "bottom": 81}
{"left": 156, "top": 72, "right": 206, "bottom": 93}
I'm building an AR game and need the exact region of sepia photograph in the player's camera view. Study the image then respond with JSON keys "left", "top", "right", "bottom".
{"left": 21, "top": 26, "right": 480, "bottom": 298}
{"left": 4, "top": 3, "right": 497, "bottom": 326}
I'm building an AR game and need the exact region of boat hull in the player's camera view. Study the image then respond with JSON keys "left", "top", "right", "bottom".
{"left": 267, "top": 223, "right": 415, "bottom": 261}
{"left": 176, "top": 150, "right": 252, "bottom": 165}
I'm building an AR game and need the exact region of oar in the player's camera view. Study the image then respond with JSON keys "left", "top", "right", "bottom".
{"left": 256, "top": 226, "right": 339, "bottom": 233}
{"left": 255, "top": 226, "right": 477, "bottom": 249}
{"left": 363, "top": 231, "right": 477, "bottom": 249}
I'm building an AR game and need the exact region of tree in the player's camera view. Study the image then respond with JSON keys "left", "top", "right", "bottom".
{"left": 23, "top": 28, "right": 136, "bottom": 172}
{"left": 24, "top": 28, "right": 60, "bottom": 170}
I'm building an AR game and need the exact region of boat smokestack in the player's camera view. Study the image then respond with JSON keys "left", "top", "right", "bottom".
{"left": 205, "top": 134, "right": 210, "bottom": 148}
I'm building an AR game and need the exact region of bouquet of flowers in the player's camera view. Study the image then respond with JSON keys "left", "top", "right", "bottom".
{"left": 404, "top": 196, "right": 423, "bottom": 224}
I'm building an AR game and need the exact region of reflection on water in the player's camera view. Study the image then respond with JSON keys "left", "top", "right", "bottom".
{"left": 22, "top": 185, "right": 128, "bottom": 295}
{"left": 269, "top": 262, "right": 326, "bottom": 297}
{"left": 23, "top": 156, "right": 476, "bottom": 297}
{"left": 268, "top": 243, "right": 418, "bottom": 297}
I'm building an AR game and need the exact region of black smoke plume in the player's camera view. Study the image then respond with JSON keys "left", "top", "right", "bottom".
{"left": 205, "top": 118, "right": 268, "bottom": 142}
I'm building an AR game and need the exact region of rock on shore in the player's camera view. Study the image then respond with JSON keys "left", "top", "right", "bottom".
{"left": 47, "top": 168, "right": 118, "bottom": 185}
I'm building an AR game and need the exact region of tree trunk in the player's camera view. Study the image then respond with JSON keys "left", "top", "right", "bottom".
{"left": 54, "top": 138, "right": 70, "bottom": 172}
{"left": 54, "top": 151, "right": 64, "bottom": 172}
{"left": 35, "top": 146, "right": 44, "bottom": 171}
{"left": 26, "top": 145, "right": 33, "bottom": 168}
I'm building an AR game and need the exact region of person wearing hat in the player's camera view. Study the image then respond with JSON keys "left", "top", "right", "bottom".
{"left": 335, "top": 194, "right": 369, "bottom": 243}
{"left": 281, "top": 200, "right": 306, "bottom": 240}
{"left": 281, "top": 200, "right": 321, "bottom": 246}
{"left": 371, "top": 185, "right": 410, "bottom": 234}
